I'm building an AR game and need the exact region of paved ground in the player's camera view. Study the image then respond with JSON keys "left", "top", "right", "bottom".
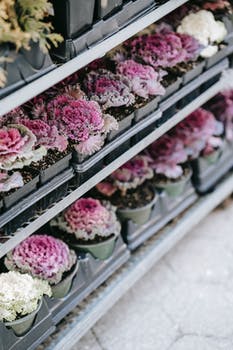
{"left": 72, "top": 200, "right": 233, "bottom": 350}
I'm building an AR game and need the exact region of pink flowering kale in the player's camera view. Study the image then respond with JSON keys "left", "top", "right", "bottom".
{"left": 46, "top": 96, "right": 118, "bottom": 156}
{"left": 83, "top": 69, "right": 135, "bottom": 110}
{"left": 18, "top": 119, "right": 68, "bottom": 152}
{"left": 116, "top": 60, "right": 165, "bottom": 99}
{"left": 206, "top": 90, "right": 233, "bottom": 141}
{"left": 51, "top": 198, "right": 121, "bottom": 241}
{"left": 0, "top": 124, "right": 47, "bottom": 170}
{"left": 0, "top": 171, "right": 24, "bottom": 192}
{"left": 171, "top": 108, "right": 223, "bottom": 158}
{"left": 0, "top": 107, "right": 27, "bottom": 127}
{"left": 147, "top": 135, "right": 188, "bottom": 179}
{"left": 5, "top": 235, "right": 77, "bottom": 285}
{"left": 96, "top": 155, "right": 153, "bottom": 196}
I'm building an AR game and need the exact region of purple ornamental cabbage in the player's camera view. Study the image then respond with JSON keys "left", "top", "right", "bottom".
{"left": 206, "top": 90, "right": 233, "bottom": 141}
{"left": 0, "top": 124, "right": 47, "bottom": 170}
{"left": 18, "top": 119, "right": 68, "bottom": 152}
{"left": 46, "top": 96, "right": 118, "bottom": 156}
{"left": 96, "top": 155, "right": 153, "bottom": 196}
{"left": 147, "top": 135, "right": 188, "bottom": 179}
{"left": 116, "top": 60, "right": 166, "bottom": 99}
{"left": 83, "top": 69, "right": 135, "bottom": 110}
{"left": 5, "top": 235, "right": 77, "bottom": 285}
{"left": 51, "top": 198, "right": 121, "bottom": 241}
{"left": 171, "top": 108, "right": 223, "bottom": 158}
{"left": 0, "top": 171, "right": 24, "bottom": 192}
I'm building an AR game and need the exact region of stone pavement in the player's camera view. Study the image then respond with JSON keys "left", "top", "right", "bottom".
{"left": 72, "top": 200, "right": 233, "bottom": 350}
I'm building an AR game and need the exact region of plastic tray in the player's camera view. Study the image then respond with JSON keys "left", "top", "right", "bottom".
{"left": 47, "top": 235, "right": 130, "bottom": 324}
{"left": 0, "top": 299, "right": 54, "bottom": 350}
{"left": 191, "top": 141, "right": 233, "bottom": 194}
{"left": 122, "top": 180, "right": 198, "bottom": 250}
{"left": 0, "top": 168, "right": 74, "bottom": 231}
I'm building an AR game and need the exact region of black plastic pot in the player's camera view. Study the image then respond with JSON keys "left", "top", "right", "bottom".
{"left": 95, "top": 0, "right": 123, "bottom": 19}
{"left": 47, "top": 235, "right": 130, "bottom": 324}
{"left": 0, "top": 299, "right": 54, "bottom": 350}
{"left": 3, "top": 169, "right": 40, "bottom": 209}
{"left": 0, "top": 42, "right": 55, "bottom": 98}
{"left": 51, "top": 0, "right": 95, "bottom": 39}
{"left": 107, "top": 111, "right": 134, "bottom": 141}
{"left": 191, "top": 141, "right": 233, "bottom": 194}
{"left": 134, "top": 96, "right": 160, "bottom": 123}
{"left": 32, "top": 153, "right": 72, "bottom": 185}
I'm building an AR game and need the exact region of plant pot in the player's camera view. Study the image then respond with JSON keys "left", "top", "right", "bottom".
{"left": 161, "top": 77, "right": 182, "bottom": 101}
{"left": 51, "top": 261, "right": 79, "bottom": 299}
{"left": 3, "top": 169, "right": 40, "bottom": 209}
{"left": 205, "top": 44, "right": 229, "bottom": 69}
{"left": 51, "top": 0, "right": 95, "bottom": 38}
{"left": 4, "top": 299, "right": 42, "bottom": 336}
{"left": 95, "top": 0, "right": 123, "bottom": 19}
{"left": 134, "top": 96, "right": 160, "bottom": 122}
{"left": 117, "top": 191, "right": 157, "bottom": 225}
{"left": 182, "top": 60, "right": 205, "bottom": 85}
{"left": 71, "top": 234, "right": 118, "bottom": 260}
{"left": 154, "top": 168, "right": 192, "bottom": 198}
{"left": 202, "top": 148, "right": 222, "bottom": 165}
{"left": 107, "top": 111, "right": 134, "bottom": 141}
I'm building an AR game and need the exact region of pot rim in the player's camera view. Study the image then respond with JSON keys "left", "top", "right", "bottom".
{"left": 117, "top": 188, "right": 158, "bottom": 213}
{"left": 71, "top": 233, "right": 117, "bottom": 248}
{"left": 4, "top": 298, "right": 43, "bottom": 327}
{"left": 51, "top": 259, "right": 79, "bottom": 288}
{"left": 154, "top": 166, "right": 192, "bottom": 188}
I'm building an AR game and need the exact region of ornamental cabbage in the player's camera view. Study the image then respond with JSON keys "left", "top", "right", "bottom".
{"left": 0, "top": 271, "right": 51, "bottom": 322}
{"left": 116, "top": 60, "right": 165, "bottom": 99}
{"left": 51, "top": 198, "right": 121, "bottom": 241}
{"left": 0, "top": 124, "right": 47, "bottom": 170}
{"left": 83, "top": 69, "right": 135, "bottom": 110}
{"left": 0, "top": 171, "right": 24, "bottom": 192}
{"left": 5, "top": 235, "right": 77, "bottom": 285}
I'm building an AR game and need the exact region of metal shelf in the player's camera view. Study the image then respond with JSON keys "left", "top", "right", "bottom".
{"left": 43, "top": 171, "right": 233, "bottom": 350}
{"left": 0, "top": 78, "right": 225, "bottom": 258}
{"left": 0, "top": 0, "right": 188, "bottom": 117}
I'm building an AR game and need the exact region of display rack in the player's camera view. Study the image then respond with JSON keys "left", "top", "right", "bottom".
{"left": 0, "top": 0, "right": 188, "bottom": 117}
{"left": 43, "top": 170, "right": 233, "bottom": 350}
{"left": 0, "top": 78, "right": 225, "bottom": 259}
{"left": 1, "top": 1, "right": 233, "bottom": 349}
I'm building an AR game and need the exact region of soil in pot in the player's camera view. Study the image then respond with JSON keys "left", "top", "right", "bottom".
{"left": 4, "top": 299, "right": 42, "bottom": 336}
{"left": 1, "top": 168, "right": 39, "bottom": 209}
{"left": 30, "top": 149, "right": 71, "bottom": 183}
{"left": 153, "top": 166, "right": 192, "bottom": 197}
{"left": 161, "top": 73, "right": 179, "bottom": 89}
{"left": 167, "top": 59, "right": 205, "bottom": 80}
{"left": 51, "top": 261, "right": 79, "bottom": 299}
{"left": 107, "top": 105, "right": 134, "bottom": 123}
{"left": 70, "top": 233, "right": 117, "bottom": 260}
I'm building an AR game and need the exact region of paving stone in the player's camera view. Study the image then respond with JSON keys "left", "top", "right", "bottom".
{"left": 71, "top": 330, "right": 102, "bottom": 350}
{"left": 169, "top": 335, "right": 223, "bottom": 350}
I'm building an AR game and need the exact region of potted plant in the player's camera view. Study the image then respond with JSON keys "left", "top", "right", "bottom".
{"left": 83, "top": 69, "right": 135, "bottom": 139}
{"left": 96, "top": 155, "right": 156, "bottom": 225}
{"left": 177, "top": 9, "right": 228, "bottom": 67}
{"left": 146, "top": 135, "right": 190, "bottom": 197}
{"left": 45, "top": 95, "right": 118, "bottom": 161}
{"left": 5, "top": 234, "right": 77, "bottom": 299}
{"left": 0, "top": 271, "right": 51, "bottom": 336}
{"left": 0, "top": 0, "right": 62, "bottom": 97}
{"left": 0, "top": 124, "right": 46, "bottom": 207}
{"left": 116, "top": 59, "right": 165, "bottom": 121}
{"left": 50, "top": 197, "right": 121, "bottom": 260}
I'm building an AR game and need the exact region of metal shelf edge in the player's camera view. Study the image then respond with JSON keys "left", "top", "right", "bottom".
{"left": 0, "top": 0, "right": 188, "bottom": 117}
{"left": 45, "top": 171, "right": 233, "bottom": 350}
{"left": 0, "top": 78, "right": 224, "bottom": 258}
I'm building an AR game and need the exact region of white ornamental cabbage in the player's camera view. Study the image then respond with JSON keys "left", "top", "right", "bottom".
{"left": 0, "top": 271, "right": 51, "bottom": 322}
{"left": 177, "top": 10, "right": 227, "bottom": 58}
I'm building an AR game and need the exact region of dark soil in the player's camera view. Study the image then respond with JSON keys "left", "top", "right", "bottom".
{"left": 161, "top": 73, "right": 179, "bottom": 88}
{"left": 134, "top": 95, "right": 159, "bottom": 111}
{"left": 31, "top": 149, "right": 71, "bottom": 171}
{"left": 94, "top": 181, "right": 155, "bottom": 210}
{"left": 152, "top": 166, "right": 191, "bottom": 186}
{"left": 106, "top": 105, "right": 134, "bottom": 122}
{"left": 74, "top": 233, "right": 115, "bottom": 245}
{"left": 167, "top": 59, "right": 204, "bottom": 78}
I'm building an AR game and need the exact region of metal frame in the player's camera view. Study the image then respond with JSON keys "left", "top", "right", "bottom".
{"left": 44, "top": 171, "right": 233, "bottom": 350}
{"left": 0, "top": 78, "right": 225, "bottom": 258}
{"left": 0, "top": 0, "right": 188, "bottom": 117}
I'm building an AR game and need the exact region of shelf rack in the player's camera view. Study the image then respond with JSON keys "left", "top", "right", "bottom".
{"left": 0, "top": 77, "right": 225, "bottom": 259}
{"left": 0, "top": 0, "right": 188, "bottom": 117}
{"left": 42, "top": 170, "right": 233, "bottom": 350}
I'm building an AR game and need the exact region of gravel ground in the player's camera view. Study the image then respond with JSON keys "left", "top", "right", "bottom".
{"left": 72, "top": 199, "right": 233, "bottom": 350}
